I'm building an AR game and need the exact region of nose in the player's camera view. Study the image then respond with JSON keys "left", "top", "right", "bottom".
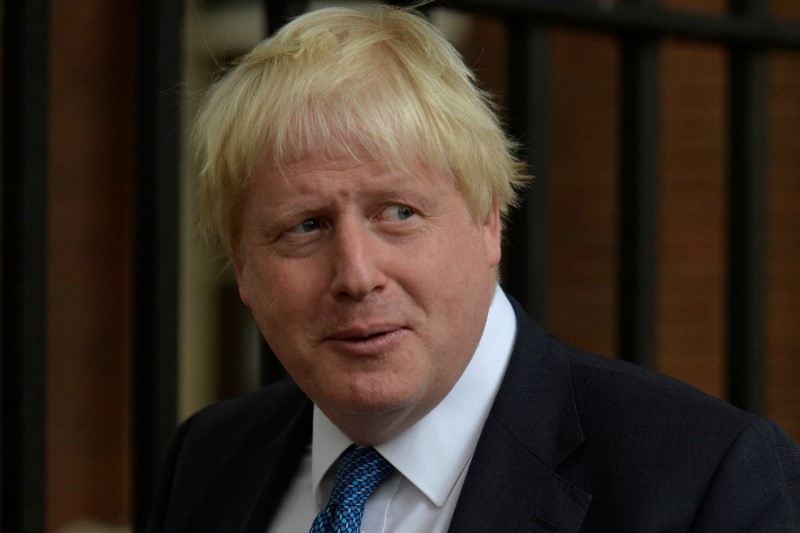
{"left": 330, "top": 218, "right": 387, "bottom": 300}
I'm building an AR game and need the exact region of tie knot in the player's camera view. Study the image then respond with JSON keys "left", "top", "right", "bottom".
{"left": 311, "top": 447, "right": 395, "bottom": 532}
{"left": 329, "top": 446, "right": 394, "bottom": 508}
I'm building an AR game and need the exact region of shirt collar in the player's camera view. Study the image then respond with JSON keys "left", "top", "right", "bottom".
{"left": 311, "top": 287, "right": 517, "bottom": 508}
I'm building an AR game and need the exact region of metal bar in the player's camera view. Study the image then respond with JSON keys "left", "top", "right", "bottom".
{"left": 133, "top": 0, "right": 182, "bottom": 529}
{"left": 618, "top": 0, "right": 661, "bottom": 369}
{"left": 504, "top": 23, "right": 552, "bottom": 324}
{"left": 1, "top": 1, "right": 50, "bottom": 531}
{"left": 442, "top": 0, "right": 800, "bottom": 50}
{"left": 727, "top": 0, "right": 768, "bottom": 414}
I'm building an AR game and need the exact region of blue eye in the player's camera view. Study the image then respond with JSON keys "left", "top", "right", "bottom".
{"left": 288, "top": 218, "right": 323, "bottom": 233}
{"left": 383, "top": 205, "right": 416, "bottom": 221}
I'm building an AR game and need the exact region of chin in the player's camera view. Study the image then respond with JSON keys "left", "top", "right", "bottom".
{"left": 334, "top": 393, "right": 414, "bottom": 416}
{"left": 322, "top": 393, "right": 426, "bottom": 445}
{"left": 321, "top": 382, "right": 425, "bottom": 418}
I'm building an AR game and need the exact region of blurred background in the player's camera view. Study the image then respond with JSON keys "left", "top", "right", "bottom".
{"left": 2, "top": 0, "right": 799, "bottom": 531}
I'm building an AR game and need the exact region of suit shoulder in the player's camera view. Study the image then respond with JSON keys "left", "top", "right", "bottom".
{"left": 149, "top": 380, "right": 311, "bottom": 531}
{"left": 555, "top": 342, "right": 800, "bottom": 530}
{"left": 554, "top": 336, "right": 756, "bottom": 446}
{"left": 182, "top": 379, "right": 309, "bottom": 446}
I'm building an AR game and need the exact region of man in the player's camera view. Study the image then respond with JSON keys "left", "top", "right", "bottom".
{"left": 148, "top": 5, "right": 799, "bottom": 532}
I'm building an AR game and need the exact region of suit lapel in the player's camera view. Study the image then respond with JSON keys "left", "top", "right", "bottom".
{"left": 449, "top": 301, "right": 591, "bottom": 532}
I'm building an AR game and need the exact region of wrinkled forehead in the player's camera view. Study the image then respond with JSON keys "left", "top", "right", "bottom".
{"left": 259, "top": 138, "right": 451, "bottom": 194}
{"left": 259, "top": 107, "right": 453, "bottom": 191}
{"left": 249, "top": 138, "right": 474, "bottom": 223}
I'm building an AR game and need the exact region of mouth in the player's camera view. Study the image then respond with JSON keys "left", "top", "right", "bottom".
{"left": 329, "top": 325, "right": 398, "bottom": 340}
{"left": 325, "top": 325, "right": 407, "bottom": 355}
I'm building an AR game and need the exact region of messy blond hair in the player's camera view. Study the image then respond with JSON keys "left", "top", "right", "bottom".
{"left": 195, "top": 4, "right": 528, "bottom": 257}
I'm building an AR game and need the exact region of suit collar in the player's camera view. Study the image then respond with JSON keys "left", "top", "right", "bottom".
{"left": 491, "top": 298, "right": 585, "bottom": 468}
{"left": 448, "top": 298, "right": 591, "bottom": 532}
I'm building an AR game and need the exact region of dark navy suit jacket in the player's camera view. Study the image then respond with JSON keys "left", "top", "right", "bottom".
{"left": 148, "top": 300, "right": 800, "bottom": 532}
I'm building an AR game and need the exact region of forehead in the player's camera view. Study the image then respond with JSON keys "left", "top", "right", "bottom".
{"left": 272, "top": 133, "right": 423, "bottom": 174}
{"left": 255, "top": 147, "right": 449, "bottom": 195}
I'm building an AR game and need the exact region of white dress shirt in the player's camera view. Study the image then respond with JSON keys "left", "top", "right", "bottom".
{"left": 268, "top": 288, "right": 517, "bottom": 532}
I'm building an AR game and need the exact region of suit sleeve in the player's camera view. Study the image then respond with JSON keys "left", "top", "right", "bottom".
{"left": 690, "top": 417, "right": 800, "bottom": 532}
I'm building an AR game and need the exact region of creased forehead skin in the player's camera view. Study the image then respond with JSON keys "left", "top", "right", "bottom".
{"left": 194, "top": 4, "right": 529, "bottom": 259}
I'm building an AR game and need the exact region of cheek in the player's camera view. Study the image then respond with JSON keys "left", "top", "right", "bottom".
{"left": 256, "top": 265, "right": 337, "bottom": 337}
{"left": 240, "top": 261, "right": 314, "bottom": 340}
{"left": 245, "top": 253, "right": 319, "bottom": 301}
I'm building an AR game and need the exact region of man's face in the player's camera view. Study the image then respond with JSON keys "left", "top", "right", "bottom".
{"left": 235, "top": 150, "right": 501, "bottom": 444}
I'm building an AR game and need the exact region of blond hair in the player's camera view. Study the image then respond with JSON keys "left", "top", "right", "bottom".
{"left": 195, "top": 4, "right": 528, "bottom": 257}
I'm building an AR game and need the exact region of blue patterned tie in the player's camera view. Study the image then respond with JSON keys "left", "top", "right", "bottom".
{"left": 310, "top": 446, "right": 395, "bottom": 533}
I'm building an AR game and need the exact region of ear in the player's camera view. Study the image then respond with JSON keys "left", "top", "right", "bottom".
{"left": 233, "top": 254, "right": 252, "bottom": 308}
{"left": 482, "top": 200, "right": 502, "bottom": 268}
